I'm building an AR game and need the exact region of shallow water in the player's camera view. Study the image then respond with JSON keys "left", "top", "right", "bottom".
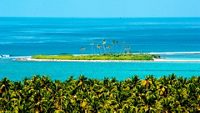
{"left": 0, "top": 17, "right": 200, "bottom": 80}
{"left": 0, "top": 59, "right": 199, "bottom": 81}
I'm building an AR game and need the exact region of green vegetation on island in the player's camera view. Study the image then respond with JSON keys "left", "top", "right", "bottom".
{"left": 32, "top": 54, "right": 159, "bottom": 60}
{"left": 30, "top": 39, "right": 160, "bottom": 61}
{"left": 1, "top": 75, "right": 200, "bottom": 112}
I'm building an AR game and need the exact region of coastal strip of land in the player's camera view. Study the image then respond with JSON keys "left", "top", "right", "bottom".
{"left": 13, "top": 54, "right": 200, "bottom": 62}
{"left": 15, "top": 54, "right": 158, "bottom": 62}
{"left": 16, "top": 58, "right": 200, "bottom": 62}
{"left": 31, "top": 54, "right": 158, "bottom": 61}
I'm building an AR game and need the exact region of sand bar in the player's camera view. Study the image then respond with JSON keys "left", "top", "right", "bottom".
{"left": 14, "top": 57, "right": 200, "bottom": 63}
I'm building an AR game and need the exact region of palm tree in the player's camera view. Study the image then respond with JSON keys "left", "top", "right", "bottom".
{"left": 102, "top": 39, "right": 106, "bottom": 54}
{"left": 1, "top": 75, "right": 200, "bottom": 112}
{"left": 124, "top": 46, "right": 131, "bottom": 54}
{"left": 112, "top": 40, "right": 118, "bottom": 53}
{"left": 106, "top": 45, "right": 111, "bottom": 54}
{"left": 80, "top": 47, "right": 86, "bottom": 54}
{"left": 96, "top": 44, "right": 101, "bottom": 54}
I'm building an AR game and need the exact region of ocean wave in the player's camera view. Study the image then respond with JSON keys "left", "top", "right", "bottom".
{"left": 128, "top": 22, "right": 200, "bottom": 25}
{"left": 0, "top": 42, "right": 14, "bottom": 44}
{"left": 11, "top": 56, "right": 31, "bottom": 59}
{"left": 0, "top": 40, "right": 72, "bottom": 45}
{"left": 0, "top": 55, "right": 31, "bottom": 59}
{"left": 148, "top": 51, "right": 200, "bottom": 55}
{"left": 0, "top": 41, "right": 46, "bottom": 44}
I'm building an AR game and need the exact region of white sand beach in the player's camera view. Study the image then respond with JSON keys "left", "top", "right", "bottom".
{"left": 14, "top": 57, "right": 200, "bottom": 63}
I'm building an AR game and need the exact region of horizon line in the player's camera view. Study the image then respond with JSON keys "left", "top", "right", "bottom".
{"left": 0, "top": 16, "right": 200, "bottom": 19}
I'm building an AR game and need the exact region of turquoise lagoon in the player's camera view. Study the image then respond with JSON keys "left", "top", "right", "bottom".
{"left": 0, "top": 59, "right": 200, "bottom": 81}
{"left": 0, "top": 17, "right": 200, "bottom": 80}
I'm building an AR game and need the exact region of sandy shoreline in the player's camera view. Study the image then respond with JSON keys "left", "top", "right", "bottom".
{"left": 153, "top": 59, "right": 200, "bottom": 62}
{"left": 14, "top": 57, "right": 200, "bottom": 62}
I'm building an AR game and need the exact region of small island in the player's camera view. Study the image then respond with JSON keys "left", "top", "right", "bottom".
{"left": 28, "top": 40, "right": 160, "bottom": 61}
{"left": 16, "top": 40, "right": 160, "bottom": 62}
{"left": 31, "top": 54, "right": 160, "bottom": 61}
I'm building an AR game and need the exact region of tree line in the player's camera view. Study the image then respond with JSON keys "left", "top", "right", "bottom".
{"left": 0, "top": 74, "right": 200, "bottom": 112}
{"left": 80, "top": 39, "right": 132, "bottom": 54}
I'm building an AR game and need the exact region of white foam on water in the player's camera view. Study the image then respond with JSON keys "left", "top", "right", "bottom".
{"left": 148, "top": 51, "right": 200, "bottom": 55}
{"left": 0, "top": 55, "right": 31, "bottom": 59}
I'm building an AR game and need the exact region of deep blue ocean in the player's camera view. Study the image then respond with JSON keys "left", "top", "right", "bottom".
{"left": 0, "top": 17, "right": 200, "bottom": 80}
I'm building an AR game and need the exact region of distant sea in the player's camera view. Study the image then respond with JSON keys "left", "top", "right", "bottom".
{"left": 0, "top": 17, "right": 200, "bottom": 80}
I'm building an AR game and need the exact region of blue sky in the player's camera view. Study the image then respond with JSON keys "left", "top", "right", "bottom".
{"left": 0, "top": 0, "right": 200, "bottom": 17}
